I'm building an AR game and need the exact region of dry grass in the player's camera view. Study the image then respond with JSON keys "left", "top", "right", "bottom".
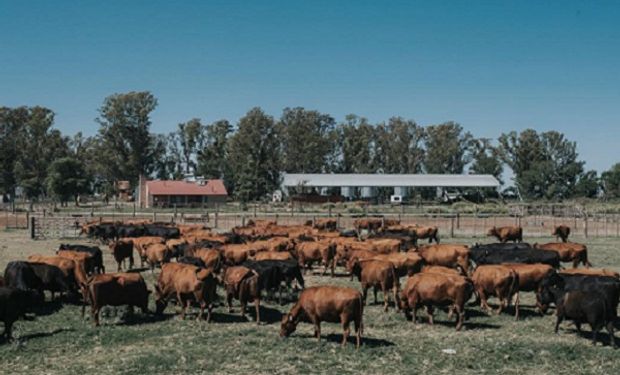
{"left": 0, "top": 230, "right": 619, "bottom": 374}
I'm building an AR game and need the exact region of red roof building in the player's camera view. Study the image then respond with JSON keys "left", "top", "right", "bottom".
{"left": 143, "top": 179, "right": 227, "bottom": 208}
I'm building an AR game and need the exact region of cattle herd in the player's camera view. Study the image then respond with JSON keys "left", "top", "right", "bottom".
{"left": 0, "top": 218, "right": 618, "bottom": 349}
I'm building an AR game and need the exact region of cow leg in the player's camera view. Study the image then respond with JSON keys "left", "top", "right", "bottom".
{"left": 226, "top": 292, "right": 234, "bottom": 313}
{"left": 178, "top": 292, "right": 187, "bottom": 319}
{"left": 606, "top": 322, "right": 616, "bottom": 348}
{"left": 393, "top": 284, "right": 399, "bottom": 312}
{"left": 575, "top": 322, "right": 582, "bottom": 332}
{"left": 373, "top": 286, "right": 378, "bottom": 305}
{"left": 129, "top": 255, "right": 134, "bottom": 270}
{"left": 426, "top": 305, "right": 434, "bottom": 325}
{"left": 361, "top": 284, "right": 368, "bottom": 305}
{"left": 591, "top": 324, "right": 599, "bottom": 346}
{"left": 92, "top": 306, "right": 101, "bottom": 326}
{"left": 514, "top": 292, "right": 520, "bottom": 320}
{"left": 4, "top": 322, "right": 13, "bottom": 341}
{"left": 554, "top": 314, "right": 564, "bottom": 333}
{"left": 354, "top": 318, "right": 362, "bottom": 349}
{"left": 116, "top": 261, "right": 122, "bottom": 272}
{"left": 455, "top": 304, "right": 464, "bottom": 331}
{"left": 314, "top": 321, "right": 321, "bottom": 343}
{"left": 341, "top": 319, "right": 350, "bottom": 347}
{"left": 254, "top": 298, "right": 261, "bottom": 325}
{"left": 572, "top": 258, "right": 579, "bottom": 269}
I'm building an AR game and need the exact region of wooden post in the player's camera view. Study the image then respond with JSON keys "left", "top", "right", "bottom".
{"left": 456, "top": 212, "right": 460, "bottom": 229}
{"left": 133, "top": 202, "right": 136, "bottom": 217}
{"left": 275, "top": 213, "right": 279, "bottom": 225}
{"left": 253, "top": 204, "right": 257, "bottom": 218}
{"left": 450, "top": 216, "right": 455, "bottom": 238}
{"left": 174, "top": 204, "right": 177, "bottom": 222}
{"left": 336, "top": 214, "right": 341, "bottom": 230}
{"left": 26, "top": 211, "right": 30, "bottom": 229}
{"left": 584, "top": 210, "right": 589, "bottom": 239}
{"left": 242, "top": 215, "right": 246, "bottom": 227}
{"left": 328, "top": 205, "right": 332, "bottom": 218}
{"left": 215, "top": 204, "right": 219, "bottom": 229}
{"left": 30, "top": 217, "right": 35, "bottom": 239}
{"left": 153, "top": 212, "right": 156, "bottom": 223}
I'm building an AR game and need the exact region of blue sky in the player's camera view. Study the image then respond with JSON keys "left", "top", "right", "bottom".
{"left": 1, "top": 1, "right": 618, "bottom": 173}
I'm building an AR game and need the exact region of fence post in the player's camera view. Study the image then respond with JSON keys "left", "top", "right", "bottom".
{"left": 584, "top": 210, "right": 589, "bottom": 239}
{"left": 215, "top": 204, "right": 219, "bottom": 229}
{"left": 133, "top": 202, "right": 136, "bottom": 217}
{"left": 242, "top": 215, "right": 246, "bottom": 227}
{"left": 450, "top": 216, "right": 455, "bottom": 238}
{"left": 456, "top": 212, "right": 460, "bottom": 229}
{"left": 174, "top": 204, "right": 177, "bottom": 222}
{"left": 328, "top": 205, "right": 332, "bottom": 218}
{"left": 153, "top": 212, "right": 156, "bottom": 223}
{"left": 26, "top": 211, "right": 30, "bottom": 229}
{"left": 336, "top": 214, "right": 341, "bottom": 230}
{"left": 30, "top": 217, "right": 36, "bottom": 239}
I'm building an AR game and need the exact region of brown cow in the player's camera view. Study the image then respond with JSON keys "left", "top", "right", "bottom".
{"left": 503, "top": 263, "right": 554, "bottom": 313}
{"left": 313, "top": 218, "right": 338, "bottom": 232}
{"left": 487, "top": 226, "right": 523, "bottom": 243}
{"left": 221, "top": 244, "right": 258, "bottom": 265}
{"left": 560, "top": 268, "right": 620, "bottom": 279}
{"left": 471, "top": 265, "right": 520, "bottom": 318}
{"left": 56, "top": 250, "right": 95, "bottom": 276}
{"left": 143, "top": 243, "right": 171, "bottom": 272}
{"left": 296, "top": 240, "right": 336, "bottom": 276}
{"left": 399, "top": 273, "right": 473, "bottom": 331}
{"left": 280, "top": 286, "right": 363, "bottom": 348}
{"left": 155, "top": 263, "right": 217, "bottom": 322}
{"left": 421, "top": 265, "right": 463, "bottom": 276}
{"left": 109, "top": 239, "right": 134, "bottom": 271}
{"left": 27, "top": 255, "right": 89, "bottom": 293}
{"left": 81, "top": 273, "right": 150, "bottom": 326}
{"left": 416, "top": 244, "right": 470, "bottom": 274}
{"left": 253, "top": 251, "right": 294, "bottom": 261}
{"left": 365, "top": 238, "right": 401, "bottom": 254}
{"left": 533, "top": 242, "right": 591, "bottom": 268}
{"left": 223, "top": 266, "right": 261, "bottom": 324}
{"left": 413, "top": 226, "right": 439, "bottom": 244}
{"left": 349, "top": 259, "right": 399, "bottom": 311}
{"left": 353, "top": 218, "right": 383, "bottom": 233}
{"left": 131, "top": 236, "right": 165, "bottom": 266}
{"left": 552, "top": 225, "right": 571, "bottom": 242}
{"left": 189, "top": 248, "right": 222, "bottom": 270}
{"left": 373, "top": 252, "right": 424, "bottom": 277}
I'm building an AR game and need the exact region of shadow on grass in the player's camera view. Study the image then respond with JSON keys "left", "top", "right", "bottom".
{"left": 569, "top": 328, "right": 618, "bottom": 347}
{"left": 323, "top": 333, "right": 395, "bottom": 348}
{"left": 210, "top": 305, "right": 283, "bottom": 325}
{"left": 0, "top": 328, "right": 75, "bottom": 345}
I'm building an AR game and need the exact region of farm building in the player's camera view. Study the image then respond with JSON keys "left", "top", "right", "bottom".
{"left": 281, "top": 173, "right": 501, "bottom": 203}
{"left": 141, "top": 179, "right": 228, "bottom": 208}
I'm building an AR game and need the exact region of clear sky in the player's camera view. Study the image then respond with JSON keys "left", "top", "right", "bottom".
{"left": 1, "top": 1, "right": 618, "bottom": 173}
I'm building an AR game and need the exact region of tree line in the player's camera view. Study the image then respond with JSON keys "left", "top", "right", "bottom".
{"left": 1, "top": 91, "right": 619, "bottom": 205}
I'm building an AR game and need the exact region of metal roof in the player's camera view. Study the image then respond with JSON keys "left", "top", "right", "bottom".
{"left": 146, "top": 180, "right": 228, "bottom": 196}
{"left": 282, "top": 173, "right": 500, "bottom": 188}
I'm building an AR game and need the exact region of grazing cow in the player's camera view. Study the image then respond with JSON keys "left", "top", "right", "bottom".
{"left": 280, "top": 286, "right": 364, "bottom": 348}
{"left": 552, "top": 225, "right": 571, "bottom": 242}
{"left": 533, "top": 242, "right": 591, "bottom": 268}
{"left": 296, "top": 240, "right": 336, "bottom": 276}
{"left": 538, "top": 273, "right": 620, "bottom": 317}
{"left": 416, "top": 244, "right": 470, "bottom": 274}
{"left": 0, "top": 287, "right": 41, "bottom": 341}
{"left": 487, "top": 226, "right": 523, "bottom": 243}
{"left": 81, "top": 273, "right": 150, "bottom": 326}
{"left": 469, "top": 243, "right": 560, "bottom": 268}
{"left": 413, "top": 226, "right": 439, "bottom": 244}
{"left": 143, "top": 243, "right": 171, "bottom": 272}
{"left": 372, "top": 252, "right": 424, "bottom": 277}
{"left": 471, "top": 265, "right": 520, "bottom": 318}
{"left": 109, "top": 239, "right": 135, "bottom": 271}
{"left": 28, "top": 263, "right": 72, "bottom": 301}
{"left": 349, "top": 259, "right": 399, "bottom": 312}
{"left": 58, "top": 244, "right": 105, "bottom": 274}
{"left": 223, "top": 266, "right": 261, "bottom": 324}
{"left": 399, "top": 273, "right": 473, "bottom": 331}
{"left": 503, "top": 263, "right": 555, "bottom": 313}
{"left": 3, "top": 261, "right": 42, "bottom": 291}
{"left": 155, "top": 263, "right": 218, "bottom": 322}
{"left": 552, "top": 290, "right": 616, "bottom": 347}
{"left": 560, "top": 268, "right": 620, "bottom": 279}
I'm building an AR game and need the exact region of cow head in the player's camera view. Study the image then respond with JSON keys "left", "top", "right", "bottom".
{"left": 486, "top": 227, "right": 498, "bottom": 237}
{"left": 280, "top": 314, "right": 298, "bottom": 337}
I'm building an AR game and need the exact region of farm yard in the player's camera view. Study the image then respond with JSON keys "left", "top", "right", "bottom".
{"left": 1, "top": 222, "right": 619, "bottom": 375}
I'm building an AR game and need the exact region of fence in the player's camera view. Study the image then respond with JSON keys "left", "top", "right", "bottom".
{"left": 21, "top": 209, "right": 620, "bottom": 240}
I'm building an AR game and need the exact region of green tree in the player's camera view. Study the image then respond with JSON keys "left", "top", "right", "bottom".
{"left": 46, "top": 157, "right": 90, "bottom": 206}
{"left": 96, "top": 91, "right": 159, "bottom": 186}
{"left": 424, "top": 122, "right": 472, "bottom": 174}
{"left": 574, "top": 170, "right": 599, "bottom": 198}
{"left": 602, "top": 163, "right": 620, "bottom": 198}
{"left": 339, "top": 115, "right": 375, "bottom": 173}
{"left": 227, "top": 108, "right": 280, "bottom": 202}
{"left": 175, "top": 118, "right": 204, "bottom": 174}
{"left": 374, "top": 117, "right": 424, "bottom": 173}
{"left": 0, "top": 107, "right": 24, "bottom": 200}
{"left": 470, "top": 138, "right": 504, "bottom": 183}
{"left": 197, "top": 119, "right": 232, "bottom": 185}
{"left": 278, "top": 107, "right": 336, "bottom": 173}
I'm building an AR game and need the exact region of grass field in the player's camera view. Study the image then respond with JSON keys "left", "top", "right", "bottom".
{"left": 0, "top": 230, "right": 619, "bottom": 374}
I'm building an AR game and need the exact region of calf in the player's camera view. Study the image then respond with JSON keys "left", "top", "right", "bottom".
{"left": 552, "top": 225, "right": 571, "bottom": 242}
{"left": 0, "top": 287, "right": 41, "bottom": 341}
{"left": 399, "top": 273, "right": 473, "bottom": 331}
{"left": 58, "top": 244, "right": 105, "bottom": 274}
{"left": 280, "top": 286, "right": 363, "bottom": 348}
{"left": 109, "top": 239, "right": 135, "bottom": 271}
{"left": 471, "top": 265, "right": 520, "bottom": 318}
{"left": 534, "top": 242, "right": 591, "bottom": 268}
{"left": 553, "top": 290, "right": 616, "bottom": 347}
{"left": 155, "top": 263, "right": 218, "bottom": 322}
{"left": 296, "top": 240, "right": 336, "bottom": 277}
{"left": 82, "top": 273, "right": 150, "bottom": 326}
{"left": 223, "top": 266, "right": 262, "bottom": 324}
{"left": 350, "top": 259, "right": 399, "bottom": 312}
{"left": 487, "top": 226, "right": 523, "bottom": 243}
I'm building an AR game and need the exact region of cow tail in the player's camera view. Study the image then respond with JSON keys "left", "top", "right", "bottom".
{"left": 358, "top": 292, "right": 364, "bottom": 336}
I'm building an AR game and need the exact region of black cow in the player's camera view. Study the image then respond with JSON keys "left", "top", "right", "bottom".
{"left": 0, "top": 287, "right": 42, "bottom": 341}
{"left": 340, "top": 229, "right": 359, "bottom": 238}
{"left": 58, "top": 244, "right": 105, "bottom": 274}
{"left": 143, "top": 225, "right": 180, "bottom": 239}
{"left": 538, "top": 273, "right": 620, "bottom": 318}
{"left": 3, "top": 261, "right": 42, "bottom": 291}
{"left": 178, "top": 256, "right": 207, "bottom": 268}
{"left": 242, "top": 259, "right": 305, "bottom": 303}
{"left": 91, "top": 223, "right": 118, "bottom": 242}
{"left": 470, "top": 243, "right": 560, "bottom": 268}
{"left": 28, "top": 263, "right": 72, "bottom": 300}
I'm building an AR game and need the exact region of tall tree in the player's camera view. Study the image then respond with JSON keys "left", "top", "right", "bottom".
{"left": 227, "top": 108, "right": 280, "bottom": 202}
{"left": 374, "top": 117, "right": 424, "bottom": 173}
{"left": 602, "top": 163, "right": 620, "bottom": 198}
{"left": 46, "top": 157, "right": 90, "bottom": 206}
{"left": 0, "top": 107, "right": 23, "bottom": 199}
{"left": 339, "top": 115, "right": 375, "bottom": 173}
{"left": 13, "top": 107, "right": 69, "bottom": 200}
{"left": 424, "top": 122, "right": 472, "bottom": 174}
{"left": 278, "top": 107, "right": 336, "bottom": 173}
{"left": 470, "top": 138, "right": 504, "bottom": 183}
{"left": 574, "top": 170, "right": 599, "bottom": 198}
{"left": 175, "top": 118, "right": 204, "bottom": 174}
{"left": 96, "top": 91, "right": 158, "bottom": 186}
{"left": 197, "top": 119, "right": 232, "bottom": 185}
